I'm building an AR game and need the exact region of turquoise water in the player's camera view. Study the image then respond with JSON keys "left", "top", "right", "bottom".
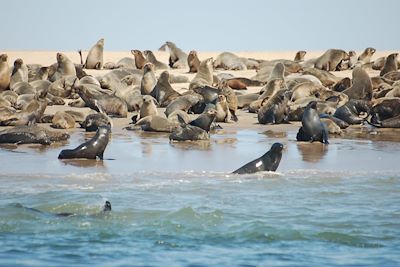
{"left": 0, "top": 129, "right": 400, "bottom": 266}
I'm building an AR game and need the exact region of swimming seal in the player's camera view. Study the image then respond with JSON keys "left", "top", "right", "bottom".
{"left": 58, "top": 126, "right": 110, "bottom": 159}
{"left": 232, "top": 142, "right": 283, "bottom": 174}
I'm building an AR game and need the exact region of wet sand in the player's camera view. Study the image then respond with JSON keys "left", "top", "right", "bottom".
{"left": 0, "top": 50, "right": 399, "bottom": 175}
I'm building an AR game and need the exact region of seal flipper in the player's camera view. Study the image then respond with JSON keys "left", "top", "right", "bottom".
{"left": 321, "top": 122, "right": 330, "bottom": 144}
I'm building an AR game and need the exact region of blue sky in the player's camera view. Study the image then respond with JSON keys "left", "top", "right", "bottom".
{"left": 2, "top": 0, "right": 398, "bottom": 51}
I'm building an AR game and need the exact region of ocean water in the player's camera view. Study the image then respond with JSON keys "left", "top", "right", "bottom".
{"left": 0, "top": 129, "right": 399, "bottom": 266}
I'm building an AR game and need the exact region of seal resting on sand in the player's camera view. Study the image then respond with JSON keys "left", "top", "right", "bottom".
{"left": 58, "top": 126, "right": 110, "bottom": 160}
{"left": 233, "top": 143, "right": 283, "bottom": 174}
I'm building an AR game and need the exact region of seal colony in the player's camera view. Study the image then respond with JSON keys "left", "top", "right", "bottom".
{"left": 1, "top": 40, "right": 399, "bottom": 172}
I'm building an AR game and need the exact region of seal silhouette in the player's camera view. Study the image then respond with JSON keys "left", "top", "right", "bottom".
{"left": 233, "top": 143, "right": 284, "bottom": 174}
{"left": 58, "top": 126, "right": 110, "bottom": 160}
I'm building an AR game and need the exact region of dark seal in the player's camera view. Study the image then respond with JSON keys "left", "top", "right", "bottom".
{"left": 233, "top": 143, "right": 284, "bottom": 174}
{"left": 58, "top": 126, "right": 110, "bottom": 159}
{"left": 296, "top": 101, "right": 329, "bottom": 144}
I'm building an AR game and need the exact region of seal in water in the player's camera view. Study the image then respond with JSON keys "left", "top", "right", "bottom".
{"left": 58, "top": 126, "right": 110, "bottom": 159}
{"left": 232, "top": 143, "right": 284, "bottom": 174}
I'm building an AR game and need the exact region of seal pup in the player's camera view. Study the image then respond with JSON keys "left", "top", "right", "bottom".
{"left": 143, "top": 50, "right": 169, "bottom": 70}
{"left": 58, "top": 126, "right": 110, "bottom": 160}
{"left": 84, "top": 38, "right": 104, "bottom": 69}
{"left": 215, "top": 95, "right": 231, "bottom": 122}
{"left": 232, "top": 143, "right": 284, "bottom": 174}
{"left": 0, "top": 54, "right": 10, "bottom": 91}
{"left": 187, "top": 50, "right": 201, "bottom": 73}
{"left": 165, "top": 41, "right": 188, "bottom": 69}
{"left": 296, "top": 101, "right": 329, "bottom": 144}
{"left": 131, "top": 49, "right": 148, "bottom": 69}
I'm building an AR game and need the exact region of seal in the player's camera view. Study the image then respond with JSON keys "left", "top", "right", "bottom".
{"left": 50, "top": 53, "right": 76, "bottom": 82}
{"left": 139, "top": 95, "right": 158, "bottom": 119}
{"left": 84, "top": 38, "right": 104, "bottom": 69}
{"left": 80, "top": 112, "right": 112, "bottom": 132}
{"left": 357, "top": 47, "right": 376, "bottom": 65}
{"left": 140, "top": 63, "right": 157, "bottom": 95}
{"left": 134, "top": 115, "right": 178, "bottom": 133}
{"left": 131, "top": 49, "right": 148, "bottom": 69}
{"left": 58, "top": 126, "right": 110, "bottom": 160}
{"left": 215, "top": 95, "right": 231, "bottom": 122}
{"left": 51, "top": 111, "right": 76, "bottom": 129}
{"left": 0, "top": 54, "right": 10, "bottom": 91}
{"left": 10, "top": 58, "right": 29, "bottom": 90}
{"left": 0, "top": 125, "right": 69, "bottom": 145}
{"left": 169, "top": 124, "right": 209, "bottom": 141}
{"left": 165, "top": 41, "right": 188, "bottom": 69}
{"left": 189, "top": 58, "right": 214, "bottom": 90}
{"left": 333, "top": 99, "right": 370, "bottom": 124}
{"left": 232, "top": 143, "right": 284, "bottom": 174}
{"left": 380, "top": 53, "right": 398, "bottom": 77}
{"left": 187, "top": 50, "right": 201, "bottom": 73}
{"left": 294, "top": 51, "right": 307, "bottom": 62}
{"left": 188, "top": 109, "right": 217, "bottom": 132}
{"left": 143, "top": 50, "right": 169, "bottom": 70}
{"left": 257, "top": 89, "right": 290, "bottom": 124}
{"left": 150, "top": 71, "right": 181, "bottom": 107}
{"left": 165, "top": 94, "right": 201, "bottom": 117}
{"left": 296, "top": 101, "right": 329, "bottom": 144}
{"left": 342, "top": 67, "right": 372, "bottom": 100}
{"left": 369, "top": 98, "right": 400, "bottom": 124}
{"left": 314, "top": 49, "right": 349, "bottom": 71}
{"left": 16, "top": 200, "right": 111, "bottom": 217}
{"left": 333, "top": 77, "right": 351, "bottom": 92}
{"left": 220, "top": 84, "right": 239, "bottom": 121}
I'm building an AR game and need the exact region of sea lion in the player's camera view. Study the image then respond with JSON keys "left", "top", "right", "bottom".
{"left": 380, "top": 53, "right": 398, "bottom": 77}
{"left": 237, "top": 93, "right": 260, "bottom": 109}
{"left": 51, "top": 111, "right": 76, "bottom": 129}
{"left": 165, "top": 41, "right": 188, "bottom": 69}
{"left": 140, "top": 63, "right": 157, "bottom": 95}
{"left": 29, "top": 66, "right": 49, "bottom": 82}
{"left": 150, "top": 71, "right": 180, "bottom": 107}
{"left": 296, "top": 101, "right": 329, "bottom": 144}
{"left": 187, "top": 50, "right": 201, "bottom": 73}
{"left": 257, "top": 89, "right": 290, "bottom": 124}
{"left": 290, "top": 82, "right": 323, "bottom": 102}
{"left": 332, "top": 77, "right": 351, "bottom": 92}
{"left": 348, "top": 50, "right": 358, "bottom": 69}
{"left": 84, "top": 38, "right": 104, "bottom": 69}
{"left": 0, "top": 54, "right": 10, "bottom": 91}
{"left": 131, "top": 49, "right": 148, "bottom": 69}
{"left": 320, "top": 118, "right": 342, "bottom": 135}
{"left": 80, "top": 112, "right": 112, "bottom": 132}
{"left": 220, "top": 83, "right": 239, "bottom": 121}
{"left": 294, "top": 51, "right": 307, "bottom": 62}
{"left": 249, "top": 79, "right": 284, "bottom": 113}
{"left": 333, "top": 99, "right": 370, "bottom": 124}
{"left": 189, "top": 58, "right": 214, "bottom": 90}
{"left": 58, "top": 126, "right": 110, "bottom": 160}
{"left": 369, "top": 98, "right": 400, "bottom": 124}
{"left": 169, "top": 124, "right": 209, "bottom": 141}
{"left": 0, "top": 125, "right": 69, "bottom": 145}
{"left": 251, "top": 62, "right": 286, "bottom": 83}
{"left": 213, "top": 52, "right": 255, "bottom": 70}
{"left": 367, "top": 114, "right": 400, "bottom": 128}
{"left": 314, "top": 49, "right": 349, "bottom": 71}
{"left": 302, "top": 67, "right": 341, "bottom": 87}
{"left": 143, "top": 50, "right": 169, "bottom": 70}
{"left": 232, "top": 143, "right": 283, "bottom": 174}
{"left": 342, "top": 67, "right": 372, "bottom": 100}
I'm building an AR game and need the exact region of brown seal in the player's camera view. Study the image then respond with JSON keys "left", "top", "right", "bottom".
{"left": 0, "top": 54, "right": 10, "bottom": 91}
{"left": 165, "top": 41, "right": 188, "bottom": 69}
{"left": 131, "top": 49, "right": 148, "bottom": 70}
{"left": 187, "top": 50, "right": 201, "bottom": 73}
{"left": 357, "top": 47, "right": 376, "bottom": 65}
{"left": 139, "top": 95, "right": 158, "bottom": 119}
{"left": 51, "top": 111, "right": 76, "bottom": 129}
{"left": 150, "top": 71, "right": 181, "bottom": 107}
{"left": 50, "top": 53, "right": 76, "bottom": 82}
{"left": 10, "top": 58, "right": 29, "bottom": 90}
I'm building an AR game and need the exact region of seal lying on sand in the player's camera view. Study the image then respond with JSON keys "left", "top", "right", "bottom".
{"left": 58, "top": 126, "right": 110, "bottom": 160}
{"left": 0, "top": 125, "right": 69, "bottom": 145}
{"left": 233, "top": 143, "right": 284, "bottom": 174}
{"left": 15, "top": 201, "right": 111, "bottom": 217}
